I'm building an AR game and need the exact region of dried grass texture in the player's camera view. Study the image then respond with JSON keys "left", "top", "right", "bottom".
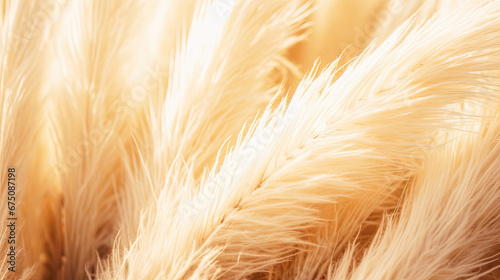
{"left": 48, "top": 1, "right": 160, "bottom": 278}
{"left": 330, "top": 108, "right": 500, "bottom": 280}
{"left": 1, "top": 0, "right": 500, "bottom": 279}
{"left": 101, "top": 1, "right": 500, "bottom": 279}
{"left": 0, "top": 0, "right": 61, "bottom": 278}
{"left": 114, "top": 0, "right": 310, "bottom": 250}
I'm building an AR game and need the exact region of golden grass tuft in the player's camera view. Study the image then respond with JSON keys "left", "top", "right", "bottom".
{"left": 1, "top": 0, "right": 500, "bottom": 279}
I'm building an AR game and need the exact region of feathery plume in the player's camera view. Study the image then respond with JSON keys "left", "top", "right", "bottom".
{"left": 112, "top": 0, "right": 310, "bottom": 252}
{"left": 330, "top": 103, "right": 500, "bottom": 279}
{"left": 48, "top": 0, "right": 157, "bottom": 278}
{"left": 270, "top": 1, "right": 500, "bottom": 278}
{"left": 100, "top": 1, "right": 500, "bottom": 279}
{"left": 0, "top": 0, "right": 61, "bottom": 278}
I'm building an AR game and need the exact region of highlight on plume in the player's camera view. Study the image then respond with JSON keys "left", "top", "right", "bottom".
{"left": 1, "top": 0, "right": 500, "bottom": 279}
{"left": 113, "top": 0, "right": 310, "bottom": 251}
{"left": 1, "top": 0, "right": 61, "bottom": 278}
{"left": 47, "top": 1, "right": 161, "bottom": 279}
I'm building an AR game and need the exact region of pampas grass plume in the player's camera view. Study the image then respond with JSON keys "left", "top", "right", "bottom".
{"left": 1, "top": 0, "right": 500, "bottom": 279}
